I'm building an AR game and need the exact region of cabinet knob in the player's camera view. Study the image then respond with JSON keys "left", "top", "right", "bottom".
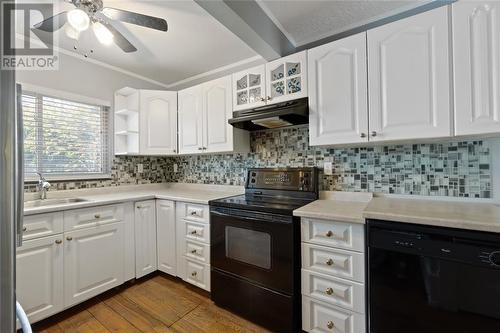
{"left": 191, "top": 249, "right": 197, "bottom": 254}
{"left": 198, "top": 147, "right": 203, "bottom": 150}
{"left": 94, "top": 214, "right": 101, "bottom": 219}
{"left": 66, "top": 236, "right": 73, "bottom": 241}
{"left": 260, "top": 97, "right": 265, "bottom": 102}
{"left": 325, "top": 287, "right": 334, "bottom": 295}
{"left": 267, "top": 96, "right": 272, "bottom": 101}
{"left": 136, "top": 205, "right": 143, "bottom": 209}
{"left": 360, "top": 133, "right": 366, "bottom": 138}
{"left": 371, "top": 131, "right": 377, "bottom": 137}
{"left": 191, "top": 271, "right": 197, "bottom": 277}
{"left": 326, "top": 230, "right": 334, "bottom": 238}
{"left": 327, "top": 321, "right": 334, "bottom": 330}
{"left": 22, "top": 226, "right": 27, "bottom": 232}
{"left": 190, "top": 230, "right": 197, "bottom": 235}
{"left": 173, "top": 149, "right": 176, "bottom": 153}
{"left": 55, "top": 239, "right": 62, "bottom": 244}
{"left": 326, "top": 258, "right": 334, "bottom": 266}
{"left": 190, "top": 211, "right": 198, "bottom": 216}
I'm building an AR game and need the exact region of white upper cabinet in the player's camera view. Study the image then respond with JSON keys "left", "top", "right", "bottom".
{"left": 178, "top": 85, "right": 204, "bottom": 154}
{"left": 453, "top": 1, "right": 500, "bottom": 136}
{"left": 139, "top": 90, "right": 178, "bottom": 155}
{"left": 203, "top": 76, "right": 235, "bottom": 153}
{"left": 368, "top": 6, "right": 451, "bottom": 142}
{"left": 308, "top": 32, "right": 369, "bottom": 146}
{"left": 233, "top": 65, "right": 267, "bottom": 111}
{"left": 179, "top": 75, "right": 249, "bottom": 154}
{"left": 114, "top": 87, "right": 177, "bottom": 155}
{"left": 266, "top": 51, "right": 308, "bottom": 104}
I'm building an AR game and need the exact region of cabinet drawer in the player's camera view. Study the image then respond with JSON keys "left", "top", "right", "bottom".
{"left": 301, "top": 218, "right": 364, "bottom": 252}
{"left": 185, "top": 240, "right": 210, "bottom": 264}
{"left": 64, "top": 204, "right": 124, "bottom": 231}
{"left": 183, "top": 220, "right": 210, "bottom": 244}
{"left": 302, "top": 296, "right": 365, "bottom": 333}
{"left": 23, "top": 212, "right": 63, "bottom": 240}
{"left": 177, "top": 202, "right": 209, "bottom": 224}
{"left": 184, "top": 259, "right": 210, "bottom": 291}
{"left": 302, "top": 269, "right": 365, "bottom": 313}
{"left": 302, "top": 243, "right": 364, "bottom": 283}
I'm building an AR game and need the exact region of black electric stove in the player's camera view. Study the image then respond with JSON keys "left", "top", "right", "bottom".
{"left": 209, "top": 168, "right": 318, "bottom": 333}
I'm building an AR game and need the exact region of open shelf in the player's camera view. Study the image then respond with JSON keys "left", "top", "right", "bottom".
{"left": 115, "top": 108, "right": 139, "bottom": 116}
{"left": 114, "top": 87, "right": 140, "bottom": 155}
{"left": 115, "top": 130, "right": 139, "bottom": 136}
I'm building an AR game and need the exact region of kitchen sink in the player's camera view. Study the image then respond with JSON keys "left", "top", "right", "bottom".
{"left": 24, "top": 198, "right": 90, "bottom": 208}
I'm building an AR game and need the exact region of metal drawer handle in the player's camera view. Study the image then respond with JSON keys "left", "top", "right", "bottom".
{"left": 327, "top": 321, "right": 334, "bottom": 329}
{"left": 326, "top": 230, "right": 334, "bottom": 238}
{"left": 22, "top": 226, "right": 27, "bottom": 232}
{"left": 191, "top": 271, "right": 197, "bottom": 277}
{"left": 191, "top": 249, "right": 197, "bottom": 254}
{"left": 326, "top": 259, "right": 334, "bottom": 266}
{"left": 55, "top": 239, "right": 62, "bottom": 245}
{"left": 66, "top": 236, "right": 73, "bottom": 241}
{"left": 190, "top": 230, "right": 197, "bottom": 235}
{"left": 190, "top": 211, "right": 198, "bottom": 216}
{"left": 360, "top": 133, "right": 366, "bottom": 138}
{"left": 325, "top": 287, "right": 334, "bottom": 295}
{"left": 371, "top": 131, "right": 377, "bottom": 137}
{"left": 94, "top": 214, "right": 101, "bottom": 219}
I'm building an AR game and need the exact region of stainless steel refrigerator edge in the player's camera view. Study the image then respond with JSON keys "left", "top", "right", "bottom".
{"left": 0, "top": 11, "right": 24, "bottom": 331}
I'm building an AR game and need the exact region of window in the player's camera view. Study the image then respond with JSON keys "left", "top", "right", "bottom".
{"left": 22, "top": 91, "right": 111, "bottom": 180}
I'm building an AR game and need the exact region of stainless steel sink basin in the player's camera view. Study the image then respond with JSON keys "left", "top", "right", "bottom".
{"left": 24, "top": 198, "right": 89, "bottom": 208}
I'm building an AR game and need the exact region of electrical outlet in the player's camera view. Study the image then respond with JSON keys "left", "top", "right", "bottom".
{"left": 137, "top": 163, "right": 143, "bottom": 173}
{"left": 173, "top": 163, "right": 178, "bottom": 173}
{"left": 324, "top": 162, "right": 333, "bottom": 175}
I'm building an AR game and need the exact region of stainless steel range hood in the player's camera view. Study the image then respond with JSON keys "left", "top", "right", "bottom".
{"left": 229, "top": 98, "right": 308, "bottom": 130}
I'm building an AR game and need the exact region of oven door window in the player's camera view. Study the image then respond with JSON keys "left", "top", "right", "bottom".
{"left": 225, "top": 226, "right": 271, "bottom": 269}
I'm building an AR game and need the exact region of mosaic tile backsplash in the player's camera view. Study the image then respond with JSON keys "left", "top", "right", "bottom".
{"left": 166, "top": 126, "right": 492, "bottom": 198}
{"left": 25, "top": 125, "right": 493, "bottom": 198}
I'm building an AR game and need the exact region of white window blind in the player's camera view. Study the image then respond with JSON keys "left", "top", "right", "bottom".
{"left": 22, "top": 91, "right": 111, "bottom": 179}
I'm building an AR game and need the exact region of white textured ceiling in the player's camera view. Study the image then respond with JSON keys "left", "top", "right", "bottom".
{"left": 257, "top": 0, "right": 429, "bottom": 47}
{"left": 28, "top": 0, "right": 259, "bottom": 87}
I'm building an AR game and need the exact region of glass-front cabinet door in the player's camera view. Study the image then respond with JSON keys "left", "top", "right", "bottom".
{"left": 265, "top": 51, "right": 308, "bottom": 104}
{"left": 232, "top": 65, "right": 266, "bottom": 111}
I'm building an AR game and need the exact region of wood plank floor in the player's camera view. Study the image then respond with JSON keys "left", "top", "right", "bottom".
{"left": 32, "top": 273, "right": 272, "bottom": 333}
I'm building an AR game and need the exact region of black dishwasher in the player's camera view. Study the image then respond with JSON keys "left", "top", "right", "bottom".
{"left": 367, "top": 219, "right": 500, "bottom": 333}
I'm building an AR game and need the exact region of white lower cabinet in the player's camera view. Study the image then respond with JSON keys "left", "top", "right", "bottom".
{"left": 302, "top": 296, "right": 366, "bottom": 333}
{"left": 135, "top": 200, "right": 158, "bottom": 278}
{"left": 156, "top": 200, "right": 176, "bottom": 276}
{"left": 16, "top": 235, "right": 64, "bottom": 325}
{"left": 64, "top": 222, "right": 125, "bottom": 307}
{"left": 175, "top": 202, "right": 211, "bottom": 291}
{"left": 301, "top": 217, "right": 366, "bottom": 333}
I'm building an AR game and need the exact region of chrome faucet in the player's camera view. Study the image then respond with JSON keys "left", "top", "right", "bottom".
{"left": 36, "top": 172, "right": 51, "bottom": 200}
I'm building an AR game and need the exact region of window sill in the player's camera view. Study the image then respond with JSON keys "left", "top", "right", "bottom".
{"left": 24, "top": 175, "right": 112, "bottom": 183}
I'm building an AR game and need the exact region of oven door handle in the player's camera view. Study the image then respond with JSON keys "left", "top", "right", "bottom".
{"left": 210, "top": 209, "right": 292, "bottom": 224}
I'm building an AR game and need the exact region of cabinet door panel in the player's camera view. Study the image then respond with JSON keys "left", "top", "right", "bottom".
{"left": 64, "top": 223, "right": 124, "bottom": 307}
{"left": 135, "top": 200, "right": 157, "bottom": 278}
{"left": 453, "top": 1, "right": 500, "bottom": 135}
{"left": 266, "top": 51, "right": 308, "bottom": 104}
{"left": 157, "top": 200, "right": 176, "bottom": 276}
{"left": 368, "top": 6, "right": 451, "bottom": 141}
{"left": 178, "top": 85, "right": 203, "bottom": 154}
{"left": 232, "top": 65, "right": 266, "bottom": 111}
{"left": 203, "top": 76, "right": 233, "bottom": 153}
{"left": 16, "top": 235, "right": 63, "bottom": 325}
{"left": 309, "top": 32, "right": 368, "bottom": 146}
{"left": 139, "top": 90, "right": 177, "bottom": 155}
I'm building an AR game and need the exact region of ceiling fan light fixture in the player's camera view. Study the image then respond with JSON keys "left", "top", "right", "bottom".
{"left": 64, "top": 24, "right": 80, "bottom": 40}
{"left": 93, "top": 21, "right": 114, "bottom": 45}
{"left": 67, "top": 8, "right": 90, "bottom": 32}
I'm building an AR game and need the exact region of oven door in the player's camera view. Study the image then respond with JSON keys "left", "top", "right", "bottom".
{"left": 210, "top": 207, "right": 296, "bottom": 294}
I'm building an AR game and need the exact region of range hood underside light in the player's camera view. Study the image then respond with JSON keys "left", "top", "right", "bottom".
{"left": 251, "top": 117, "right": 293, "bottom": 129}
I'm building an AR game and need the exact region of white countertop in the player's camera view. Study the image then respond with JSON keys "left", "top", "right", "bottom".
{"left": 24, "top": 183, "right": 244, "bottom": 216}
{"left": 294, "top": 192, "right": 500, "bottom": 233}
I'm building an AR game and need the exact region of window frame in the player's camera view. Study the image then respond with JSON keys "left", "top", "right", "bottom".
{"left": 22, "top": 89, "right": 112, "bottom": 182}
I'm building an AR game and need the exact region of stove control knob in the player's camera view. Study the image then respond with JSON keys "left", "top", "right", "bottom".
{"left": 489, "top": 251, "right": 500, "bottom": 266}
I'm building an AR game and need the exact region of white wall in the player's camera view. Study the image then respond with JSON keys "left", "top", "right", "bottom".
{"left": 16, "top": 51, "right": 165, "bottom": 104}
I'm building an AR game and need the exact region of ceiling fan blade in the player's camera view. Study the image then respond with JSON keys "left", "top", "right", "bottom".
{"left": 33, "top": 11, "right": 67, "bottom": 32}
{"left": 102, "top": 7, "right": 168, "bottom": 32}
{"left": 100, "top": 20, "right": 137, "bottom": 53}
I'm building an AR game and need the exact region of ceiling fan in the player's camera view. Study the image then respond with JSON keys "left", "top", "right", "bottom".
{"left": 33, "top": 0, "right": 168, "bottom": 53}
